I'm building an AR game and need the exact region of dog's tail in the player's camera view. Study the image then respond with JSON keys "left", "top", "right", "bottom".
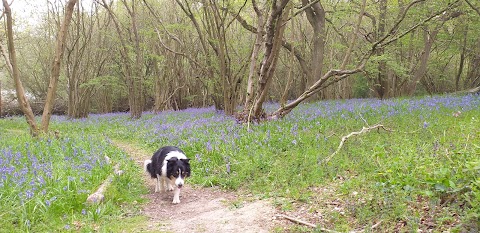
{"left": 144, "top": 159, "right": 153, "bottom": 176}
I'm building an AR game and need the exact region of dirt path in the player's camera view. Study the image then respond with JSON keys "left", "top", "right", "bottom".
{"left": 113, "top": 141, "right": 279, "bottom": 233}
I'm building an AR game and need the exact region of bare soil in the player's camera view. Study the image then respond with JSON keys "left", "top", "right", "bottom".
{"left": 114, "top": 141, "right": 281, "bottom": 233}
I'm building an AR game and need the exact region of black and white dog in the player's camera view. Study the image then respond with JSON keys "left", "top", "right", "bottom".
{"left": 144, "top": 146, "right": 191, "bottom": 204}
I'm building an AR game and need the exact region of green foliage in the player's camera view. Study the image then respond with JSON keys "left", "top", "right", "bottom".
{"left": 0, "top": 121, "right": 146, "bottom": 232}
{"left": 1, "top": 94, "right": 479, "bottom": 231}
{"left": 352, "top": 75, "right": 370, "bottom": 98}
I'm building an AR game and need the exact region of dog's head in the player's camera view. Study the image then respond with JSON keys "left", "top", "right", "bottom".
{"left": 167, "top": 157, "right": 191, "bottom": 188}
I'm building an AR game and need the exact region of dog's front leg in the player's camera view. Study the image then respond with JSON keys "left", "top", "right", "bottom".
{"left": 167, "top": 179, "right": 174, "bottom": 191}
{"left": 172, "top": 187, "right": 181, "bottom": 204}
{"left": 155, "top": 175, "right": 164, "bottom": 192}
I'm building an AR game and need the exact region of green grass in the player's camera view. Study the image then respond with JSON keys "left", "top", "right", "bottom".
{"left": 0, "top": 122, "right": 147, "bottom": 232}
{"left": 1, "top": 94, "right": 479, "bottom": 232}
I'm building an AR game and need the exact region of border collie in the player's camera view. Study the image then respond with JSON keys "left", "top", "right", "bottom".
{"left": 144, "top": 146, "right": 191, "bottom": 204}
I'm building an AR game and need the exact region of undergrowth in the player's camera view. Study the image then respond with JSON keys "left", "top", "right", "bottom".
{"left": 1, "top": 94, "right": 479, "bottom": 232}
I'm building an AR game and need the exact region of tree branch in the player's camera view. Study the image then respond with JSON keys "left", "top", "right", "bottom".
{"left": 276, "top": 214, "right": 341, "bottom": 233}
{"left": 374, "top": 0, "right": 461, "bottom": 49}
{"left": 154, "top": 28, "right": 209, "bottom": 75}
{"left": 371, "top": 0, "right": 426, "bottom": 49}
{"left": 142, "top": 0, "right": 183, "bottom": 46}
{"left": 321, "top": 124, "right": 392, "bottom": 164}
{"left": 465, "top": 0, "right": 480, "bottom": 16}
{"left": 284, "top": 0, "right": 320, "bottom": 23}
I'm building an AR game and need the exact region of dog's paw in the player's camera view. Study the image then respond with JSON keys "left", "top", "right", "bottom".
{"left": 167, "top": 185, "right": 174, "bottom": 191}
{"left": 172, "top": 198, "right": 180, "bottom": 204}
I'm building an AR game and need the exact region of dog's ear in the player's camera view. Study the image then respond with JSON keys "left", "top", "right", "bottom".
{"left": 181, "top": 158, "right": 190, "bottom": 164}
{"left": 167, "top": 157, "right": 178, "bottom": 163}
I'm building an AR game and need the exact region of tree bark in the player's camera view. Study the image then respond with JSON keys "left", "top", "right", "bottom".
{"left": 41, "top": 0, "right": 78, "bottom": 133}
{"left": 66, "top": 2, "right": 110, "bottom": 118}
{"left": 99, "top": 0, "right": 143, "bottom": 119}
{"left": 455, "top": 26, "right": 467, "bottom": 91}
{"left": 465, "top": 38, "right": 480, "bottom": 89}
{"left": 249, "top": 0, "right": 291, "bottom": 119}
{"left": 244, "top": 0, "right": 265, "bottom": 113}
{"left": 2, "top": 0, "right": 40, "bottom": 136}
{"left": 0, "top": 81, "right": 2, "bottom": 117}
{"left": 374, "top": 0, "right": 388, "bottom": 99}
{"left": 301, "top": 0, "right": 325, "bottom": 93}
{"left": 406, "top": 10, "right": 461, "bottom": 95}
{"left": 125, "top": 0, "right": 144, "bottom": 118}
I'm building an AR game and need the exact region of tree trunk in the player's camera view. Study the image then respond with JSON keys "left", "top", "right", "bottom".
{"left": 41, "top": 0, "right": 77, "bottom": 132}
{"left": 2, "top": 0, "right": 40, "bottom": 136}
{"left": 455, "top": 26, "right": 467, "bottom": 91}
{"left": 465, "top": 38, "right": 480, "bottom": 89}
{"left": 175, "top": 0, "right": 218, "bottom": 110}
{"left": 406, "top": 10, "right": 461, "bottom": 95}
{"left": 271, "top": 0, "right": 367, "bottom": 118}
{"left": 0, "top": 81, "right": 3, "bottom": 117}
{"left": 406, "top": 29, "right": 437, "bottom": 95}
{"left": 250, "top": 0, "right": 291, "bottom": 118}
{"left": 280, "top": 16, "right": 296, "bottom": 107}
{"left": 127, "top": 0, "right": 144, "bottom": 118}
{"left": 374, "top": 0, "right": 388, "bottom": 99}
{"left": 302, "top": 0, "right": 325, "bottom": 100}
{"left": 153, "top": 51, "right": 163, "bottom": 113}
{"left": 244, "top": 0, "right": 265, "bottom": 114}
{"left": 100, "top": 0, "right": 143, "bottom": 119}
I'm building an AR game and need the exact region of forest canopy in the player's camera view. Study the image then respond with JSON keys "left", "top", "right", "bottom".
{"left": 1, "top": 0, "right": 479, "bottom": 122}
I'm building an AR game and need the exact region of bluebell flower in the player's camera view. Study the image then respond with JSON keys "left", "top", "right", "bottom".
{"left": 206, "top": 141, "right": 213, "bottom": 152}
{"left": 226, "top": 163, "right": 231, "bottom": 174}
{"left": 25, "top": 189, "right": 34, "bottom": 199}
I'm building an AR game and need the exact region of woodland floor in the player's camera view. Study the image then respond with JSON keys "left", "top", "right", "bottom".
{"left": 113, "top": 141, "right": 288, "bottom": 233}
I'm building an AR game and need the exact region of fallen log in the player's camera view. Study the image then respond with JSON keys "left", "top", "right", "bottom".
{"left": 86, "top": 160, "right": 123, "bottom": 204}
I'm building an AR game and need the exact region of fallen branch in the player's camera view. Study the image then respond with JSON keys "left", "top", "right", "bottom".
{"left": 86, "top": 160, "right": 123, "bottom": 204}
{"left": 276, "top": 214, "right": 341, "bottom": 233}
{"left": 371, "top": 220, "right": 382, "bottom": 230}
{"left": 322, "top": 124, "right": 391, "bottom": 164}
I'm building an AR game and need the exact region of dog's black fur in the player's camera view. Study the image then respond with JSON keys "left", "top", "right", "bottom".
{"left": 144, "top": 146, "right": 190, "bottom": 203}
{"left": 146, "top": 146, "right": 191, "bottom": 180}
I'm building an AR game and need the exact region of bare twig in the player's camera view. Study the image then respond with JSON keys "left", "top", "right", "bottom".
{"left": 158, "top": 84, "right": 185, "bottom": 110}
{"left": 282, "top": 0, "right": 321, "bottom": 24}
{"left": 465, "top": 0, "right": 480, "bottom": 16}
{"left": 378, "top": 0, "right": 461, "bottom": 48}
{"left": 142, "top": 0, "right": 183, "bottom": 46}
{"left": 322, "top": 124, "right": 391, "bottom": 164}
{"left": 371, "top": 220, "right": 382, "bottom": 230}
{"left": 276, "top": 214, "right": 341, "bottom": 233}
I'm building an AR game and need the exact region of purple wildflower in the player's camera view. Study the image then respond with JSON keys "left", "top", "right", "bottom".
{"left": 25, "top": 189, "right": 34, "bottom": 199}
{"left": 226, "top": 163, "right": 231, "bottom": 174}
{"left": 206, "top": 141, "right": 213, "bottom": 152}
